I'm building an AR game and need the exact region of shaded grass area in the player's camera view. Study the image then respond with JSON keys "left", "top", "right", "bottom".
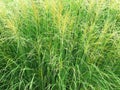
{"left": 0, "top": 0, "right": 120, "bottom": 90}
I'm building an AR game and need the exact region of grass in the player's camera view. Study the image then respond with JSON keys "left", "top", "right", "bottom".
{"left": 0, "top": 0, "right": 120, "bottom": 90}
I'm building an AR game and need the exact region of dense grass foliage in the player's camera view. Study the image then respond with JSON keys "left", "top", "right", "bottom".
{"left": 0, "top": 0, "right": 120, "bottom": 90}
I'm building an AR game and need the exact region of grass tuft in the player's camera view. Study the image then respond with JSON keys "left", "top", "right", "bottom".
{"left": 0, "top": 0, "right": 120, "bottom": 90}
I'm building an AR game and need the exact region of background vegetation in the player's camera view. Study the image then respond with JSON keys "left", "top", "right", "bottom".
{"left": 0, "top": 0, "right": 120, "bottom": 90}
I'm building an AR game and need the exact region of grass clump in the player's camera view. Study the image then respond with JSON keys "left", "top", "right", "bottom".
{"left": 0, "top": 0, "right": 120, "bottom": 90}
